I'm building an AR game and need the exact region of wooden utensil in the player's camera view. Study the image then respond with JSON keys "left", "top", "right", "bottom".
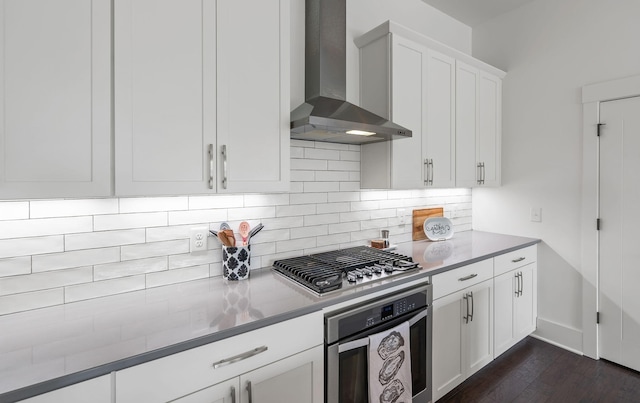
{"left": 412, "top": 207, "right": 444, "bottom": 241}
{"left": 218, "top": 231, "right": 230, "bottom": 246}
{"left": 238, "top": 221, "right": 250, "bottom": 246}
{"left": 223, "top": 229, "right": 236, "bottom": 247}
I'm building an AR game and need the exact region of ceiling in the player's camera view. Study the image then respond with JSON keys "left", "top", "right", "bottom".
{"left": 422, "top": 0, "right": 537, "bottom": 27}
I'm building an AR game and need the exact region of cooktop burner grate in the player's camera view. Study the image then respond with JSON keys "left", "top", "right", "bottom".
{"left": 273, "top": 246, "right": 419, "bottom": 294}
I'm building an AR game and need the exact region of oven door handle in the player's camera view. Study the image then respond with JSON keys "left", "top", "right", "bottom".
{"left": 337, "top": 308, "right": 428, "bottom": 353}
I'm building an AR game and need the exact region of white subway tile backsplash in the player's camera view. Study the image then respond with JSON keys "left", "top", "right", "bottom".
{"left": 227, "top": 207, "right": 276, "bottom": 221}
{"left": 188, "top": 195, "right": 244, "bottom": 210}
{"left": 119, "top": 197, "right": 188, "bottom": 213}
{"left": 291, "top": 170, "right": 315, "bottom": 182}
{"left": 328, "top": 160, "right": 359, "bottom": 171}
{"left": 146, "top": 265, "right": 209, "bottom": 288}
{"left": 0, "top": 202, "right": 29, "bottom": 221}
{"left": 303, "top": 182, "right": 340, "bottom": 193}
{"left": 304, "top": 213, "right": 340, "bottom": 226}
{"left": 290, "top": 159, "right": 327, "bottom": 171}
{"left": 121, "top": 240, "right": 189, "bottom": 261}
{"left": 65, "top": 276, "right": 146, "bottom": 303}
{"left": 0, "top": 236, "right": 64, "bottom": 259}
{"left": 316, "top": 202, "right": 350, "bottom": 214}
{"left": 0, "top": 257, "right": 31, "bottom": 277}
{"left": 290, "top": 146, "right": 304, "bottom": 158}
{"left": 94, "top": 212, "right": 167, "bottom": 231}
{"left": 94, "top": 257, "right": 168, "bottom": 281}
{"left": 168, "top": 209, "right": 228, "bottom": 226}
{"left": 30, "top": 199, "right": 118, "bottom": 218}
{"left": 0, "top": 289, "right": 63, "bottom": 315}
{"left": 290, "top": 192, "right": 328, "bottom": 205}
{"left": 340, "top": 150, "right": 360, "bottom": 161}
{"left": 329, "top": 222, "right": 360, "bottom": 234}
{"left": 276, "top": 204, "right": 316, "bottom": 217}
{"left": 328, "top": 192, "right": 360, "bottom": 203}
{"left": 276, "top": 237, "right": 316, "bottom": 253}
{"left": 0, "top": 267, "right": 92, "bottom": 296}
{"left": 315, "top": 171, "right": 351, "bottom": 182}
{"left": 168, "top": 250, "right": 221, "bottom": 270}
{"left": 304, "top": 148, "right": 340, "bottom": 160}
{"left": 0, "top": 217, "right": 92, "bottom": 240}
{"left": 290, "top": 225, "right": 328, "bottom": 239}
{"left": 243, "top": 194, "right": 290, "bottom": 207}
{"left": 0, "top": 142, "right": 473, "bottom": 316}
{"left": 32, "top": 248, "right": 121, "bottom": 273}
{"left": 66, "top": 230, "right": 145, "bottom": 251}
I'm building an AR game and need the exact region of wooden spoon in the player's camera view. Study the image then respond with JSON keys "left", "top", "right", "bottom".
{"left": 218, "top": 231, "right": 230, "bottom": 246}
{"left": 238, "top": 221, "right": 250, "bottom": 246}
{"left": 223, "top": 229, "right": 236, "bottom": 247}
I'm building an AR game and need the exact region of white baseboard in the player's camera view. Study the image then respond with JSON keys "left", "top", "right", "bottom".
{"left": 532, "top": 317, "right": 583, "bottom": 355}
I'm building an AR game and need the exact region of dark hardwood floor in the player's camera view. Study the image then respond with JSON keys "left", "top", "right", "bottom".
{"left": 438, "top": 337, "right": 640, "bottom": 403}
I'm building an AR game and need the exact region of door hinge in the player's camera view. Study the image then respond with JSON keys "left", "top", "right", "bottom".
{"left": 597, "top": 311, "right": 600, "bottom": 324}
{"left": 597, "top": 123, "right": 605, "bottom": 137}
{"left": 596, "top": 218, "right": 600, "bottom": 231}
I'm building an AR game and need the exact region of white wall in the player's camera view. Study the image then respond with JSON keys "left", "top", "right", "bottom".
{"left": 471, "top": 0, "right": 640, "bottom": 351}
{"left": 290, "top": 0, "right": 472, "bottom": 108}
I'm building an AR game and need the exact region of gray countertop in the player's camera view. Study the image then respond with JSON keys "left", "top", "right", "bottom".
{"left": 0, "top": 231, "right": 539, "bottom": 402}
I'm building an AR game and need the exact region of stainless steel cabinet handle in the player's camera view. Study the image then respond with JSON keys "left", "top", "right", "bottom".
{"left": 469, "top": 291, "right": 474, "bottom": 322}
{"left": 514, "top": 272, "right": 520, "bottom": 298}
{"left": 246, "top": 381, "right": 252, "bottom": 403}
{"left": 512, "top": 257, "right": 526, "bottom": 263}
{"left": 208, "top": 144, "right": 214, "bottom": 189}
{"left": 519, "top": 272, "right": 524, "bottom": 297}
{"left": 477, "top": 162, "right": 482, "bottom": 185}
{"left": 221, "top": 145, "right": 228, "bottom": 189}
{"left": 230, "top": 386, "right": 236, "bottom": 403}
{"left": 430, "top": 159, "right": 434, "bottom": 185}
{"left": 212, "top": 346, "right": 268, "bottom": 369}
{"left": 458, "top": 273, "right": 478, "bottom": 282}
{"left": 463, "top": 293, "right": 470, "bottom": 324}
{"left": 424, "top": 159, "right": 429, "bottom": 186}
{"left": 481, "top": 162, "right": 486, "bottom": 184}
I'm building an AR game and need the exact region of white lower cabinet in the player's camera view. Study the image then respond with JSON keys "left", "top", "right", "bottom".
{"left": 432, "top": 279, "right": 493, "bottom": 401}
{"left": 18, "top": 375, "right": 112, "bottom": 403}
{"left": 494, "top": 262, "right": 537, "bottom": 358}
{"left": 172, "top": 345, "right": 322, "bottom": 403}
{"left": 115, "top": 312, "right": 323, "bottom": 403}
{"left": 432, "top": 245, "right": 537, "bottom": 401}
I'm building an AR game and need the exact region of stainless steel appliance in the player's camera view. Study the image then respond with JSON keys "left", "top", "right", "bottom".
{"left": 273, "top": 246, "right": 421, "bottom": 295}
{"left": 325, "top": 283, "right": 433, "bottom": 403}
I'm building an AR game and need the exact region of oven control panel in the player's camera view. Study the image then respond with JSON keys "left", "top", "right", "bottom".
{"left": 337, "top": 289, "right": 428, "bottom": 339}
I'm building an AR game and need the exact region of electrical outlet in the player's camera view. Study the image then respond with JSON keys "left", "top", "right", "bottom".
{"left": 398, "top": 208, "right": 406, "bottom": 224}
{"left": 190, "top": 226, "right": 208, "bottom": 252}
{"left": 530, "top": 207, "right": 542, "bottom": 223}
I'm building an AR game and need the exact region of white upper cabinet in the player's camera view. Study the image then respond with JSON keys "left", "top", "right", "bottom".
{"left": 456, "top": 63, "right": 503, "bottom": 187}
{"left": 115, "top": 0, "right": 289, "bottom": 196}
{"left": 356, "top": 21, "right": 504, "bottom": 190}
{"left": 0, "top": 0, "right": 111, "bottom": 199}
{"left": 216, "top": 0, "right": 290, "bottom": 193}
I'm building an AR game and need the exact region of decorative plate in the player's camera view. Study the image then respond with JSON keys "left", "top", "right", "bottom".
{"left": 423, "top": 217, "right": 454, "bottom": 241}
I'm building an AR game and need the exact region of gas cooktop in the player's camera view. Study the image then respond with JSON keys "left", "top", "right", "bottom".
{"left": 272, "top": 246, "right": 421, "bottom": 295}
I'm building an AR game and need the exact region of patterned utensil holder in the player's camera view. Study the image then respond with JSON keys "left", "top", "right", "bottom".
{"left": 222, "top": 245, "right": 251, "bottom": 281}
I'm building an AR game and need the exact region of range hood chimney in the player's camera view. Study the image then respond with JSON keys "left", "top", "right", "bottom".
{"left": 290, "top": 0, "right": 412, "bottom": 144}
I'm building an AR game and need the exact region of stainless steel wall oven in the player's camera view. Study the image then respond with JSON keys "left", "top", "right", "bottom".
{"left": 325, "top": 283, "right": 433, "bottom": 403}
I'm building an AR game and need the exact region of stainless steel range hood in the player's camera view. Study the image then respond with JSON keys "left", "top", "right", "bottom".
{"left": 290, "top": 0, "right": 412, "bottom": 145}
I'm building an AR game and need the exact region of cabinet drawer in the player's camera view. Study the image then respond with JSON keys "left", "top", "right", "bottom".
{"left": 116, "top": 311, "right": 323, "bottom": 403}
{"left": 494, "top": 245, "right": 537, "bottom": 277}
{"left": 432, "top": 259, "right": 493, "bottom": 300}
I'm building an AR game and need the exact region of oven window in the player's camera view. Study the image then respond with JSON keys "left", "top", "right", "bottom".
{"left": 337, "top": 317, "right": 427, "bottom": 402}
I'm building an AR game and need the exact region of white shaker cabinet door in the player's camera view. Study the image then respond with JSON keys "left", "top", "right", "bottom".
{"left": 114, "top": 0, "right": 217, "bottom": 196}
{"left": 424, "top": 49, "right": 456, "bottom": 188}
{"left": 216, "top": 0, "right": 290, "bottom": 193}
{"left": 478, "top": 71, "right": 502, "bottom": 187}
{"left": 0, "top": 0, "right": 111, "bottom": 199}
{"left": 172, "top": 378, "right": 239, "bottom": 403}
{"left": 455, "top": 61, "right": 480, "bottom": 188}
